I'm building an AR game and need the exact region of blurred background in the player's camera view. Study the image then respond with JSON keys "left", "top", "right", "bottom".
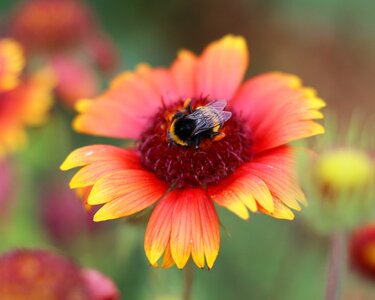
{"left": 0, "top": 0, "right": 374, "bottom": 299}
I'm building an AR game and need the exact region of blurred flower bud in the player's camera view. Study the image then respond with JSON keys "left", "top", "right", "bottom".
{"left": 300, "top": 113, "right": 375, "bottom": 234}
{"left": 40, "top": 182, "right": 100, "bottom": 245}
{"left": 81, "top": 268, "right": 120, "bottom": 300}
{"left": 50, "top": 55, "right": 99, "bottom": 107}
{"left": 316, "top": 148, "right": 374, "bottom": 196}
{"left": 349, "top": 225, "right": 375, "bottom": 281}
{"left": 0, "top": 249, "right": 88, "bottom": 299}
{"left": 85, "top": 33, "right": 119, "bottom": 73}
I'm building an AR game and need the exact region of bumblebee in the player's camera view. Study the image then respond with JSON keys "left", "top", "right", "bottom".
{"left": 167, "top": 99, "right": 232, "bottom": 149}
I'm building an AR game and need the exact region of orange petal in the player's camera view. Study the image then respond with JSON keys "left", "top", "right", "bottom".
{"left": 170, "top": 189, "right": 220, "bottom": 269}
{"left": 69, "top": 159, "right": 140, "bottom": 189}
{"left": 258, "top": 197, "right": 295, "bottom": 220}
{"left": 145, "top": 189, "right": 220, "bottom": 269}
{"left": 170, "top": 189, "right": 193, "bottom": 269}
{"left": 0, "top": 38, "right": 24, "bottom": 91}
{"left": 248, "top": 147, "right": 307, "bottom": 209}
{"left": 145, "top": 191, "right": 176, "bottom": 265}
{"left": 92, "top": 170, "right": 167, "bottom": 221}
{"left": 232, "top": 72, "right": 325, "bottom": 153}
{"left": 161, "top": 243, "right": 175, "bottom": 269}
{"left": 197, "top": 35, "right": 249, "bottom": 100}
{"left": 209, "top": 168, "right": 273, "bottom": 219}
{"left": 60, "top": 145, "right": 140, "bottom": 171}
{"left": 89, "top": 169, "right": 167, "bottom": 205}
{"left": 73, "top": 64, "right": 178, "bottom": 139}
{"left": 197, "top": 190, "right": 220, "bottom": 269}
{"left": 171, "top": 50, "right": 197, "bottom": 99}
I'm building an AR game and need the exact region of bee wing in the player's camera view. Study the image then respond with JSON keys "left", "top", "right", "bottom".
{"left": 188, "top": 109, "right": 232, "bottom": 135}
{"left": 205, "top": 99, "right": 228, "bottom": 111}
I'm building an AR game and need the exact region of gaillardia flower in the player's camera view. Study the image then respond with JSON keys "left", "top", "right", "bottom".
{"left": 0, "top": 38, "right": 54, "bottom": 157}
{"left": 7, "top": 0, "right": 117, "bottom": 107}
{"left": 349, "top": 225, "right": 375, "bottom": 281}
{"left": 0, "top": 249, "right": 119, "bottom": 300}
{"left": 61, "top": 35, "right": 325, "bottom": 269}
{"left": 8, "top": 0, "right": 94, "bottom": 53}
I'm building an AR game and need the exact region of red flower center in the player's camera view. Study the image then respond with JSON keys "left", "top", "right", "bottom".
{"left": 139, "top": 99, "right": 252, "bottom": 188}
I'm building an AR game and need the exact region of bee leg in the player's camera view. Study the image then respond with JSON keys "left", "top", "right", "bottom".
{"left": 183, "top": 98, "right": 193, "bottom": 113}
{"left": 210, "top": 132, "right": 226, "bottom": 142}
{"left": 193, "top": 135, "right": 201, "bottom": 149}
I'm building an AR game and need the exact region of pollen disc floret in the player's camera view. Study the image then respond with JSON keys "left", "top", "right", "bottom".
{"left": 139, "top": 99, "right": 252, "bottom": 188}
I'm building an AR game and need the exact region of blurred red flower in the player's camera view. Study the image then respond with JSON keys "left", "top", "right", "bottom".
{"left": 0, "top": 249, "right": 119, "bottom": 300}
{"left": 7, "top": 0, "right": 118, "bottom": 107}
{"left": 40, "top": 181, "right": 100, "bottom": 245}
{"left": 350, "top": 225, "right": 375, "bottom": 280}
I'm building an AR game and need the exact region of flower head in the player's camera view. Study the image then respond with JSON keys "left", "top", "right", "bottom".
{"left": 62, "top": 35, "right": 325, "bottom": 269}
{"left": 50, "top": 55, "right": 99, "bottom": 107}
{"left": 81, "top": 268, "right": 119, "bottom": 300}
{"left": 0, "top": 249, "right": 120, "bottom": 300}
{"left": 0, "top": 250, "right": 88, "bottom": 299}
{"left": 9, "top": 0, "right": 94, "bottom": 53}
{"left": 40, "top": 181, "right": 100, "bottom": 245}
{"left": 301, "top": 113, "right": 375, "bottom": 233}
{"left": 316, "top": 148, "right": 373, "bottom": 194}
{"left": 0, "top": 38, "right": 54, "bottom": 157}
{"left": 349, "top": 225, "right": 375, "bottom": 281}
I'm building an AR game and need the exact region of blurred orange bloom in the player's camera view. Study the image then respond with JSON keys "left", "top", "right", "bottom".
{"left": 0, "top": 38, "right": 54, "bottom": 157}
{"left": 62, "top": 35, "right": 325, "bottom": 269}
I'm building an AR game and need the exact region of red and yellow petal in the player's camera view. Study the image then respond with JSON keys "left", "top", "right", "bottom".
{"left": 0, "top": 39, "right": 24, "bottom": 91}
{"left": 73, "top": 64, "right": 179, "bottom": 140}
{"left": 209, "top": 167, "right": 273, "bottom": 220}
{"left": 231, "top": 72, "right": 325, "bottom": 153}
{"left": 61, "top": 145, "right": 142, "bottom": 193}
{"left": 209, "top": 146, "right": 305, "bottom": 220}
{"left": 60, "top": 145, "right": 140, "bottom": 171}
{"left": 145, "top": 189, "right": 220, "bottom": 269}
{"left": 145, "top": 191, "right": 176, "bottom": 265}
{"left": 196, "top": 35, "right": 249, "bottom": 100}
{"left": 171, "top": 50, "right": 197, "bottom": 99}
{"left": 92, "top": 170, "right": 168, "bottom": 221}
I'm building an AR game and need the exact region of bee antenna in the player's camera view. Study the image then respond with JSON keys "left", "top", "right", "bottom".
{"left": 160, "top": 97, "right": 167, "bottom": 109}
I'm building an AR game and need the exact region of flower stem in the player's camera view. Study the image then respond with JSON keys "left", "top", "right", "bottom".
{"left": 325, "top": 231, "right": 346, "bottom": 300}
{"left": 183, "top": 261, "right": 194, "bottom": 300}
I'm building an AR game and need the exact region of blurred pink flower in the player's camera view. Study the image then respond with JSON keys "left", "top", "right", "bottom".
{"left": 0, "top": 249, "right": 88, "bottom": 299}
{"left": 41, "top": 182, "right": 100, "bottom": 245}
{"left": 81, "top": 268, "right": 120, "bottom": 300}
{"left": 51, "top": 55, "right": 99, "bottom": 107}
{"left": 0, "top": 249, "right": 120, "bottom": 300}
{"left": 85, "top": 33, "right": 119, "bottom": 73}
